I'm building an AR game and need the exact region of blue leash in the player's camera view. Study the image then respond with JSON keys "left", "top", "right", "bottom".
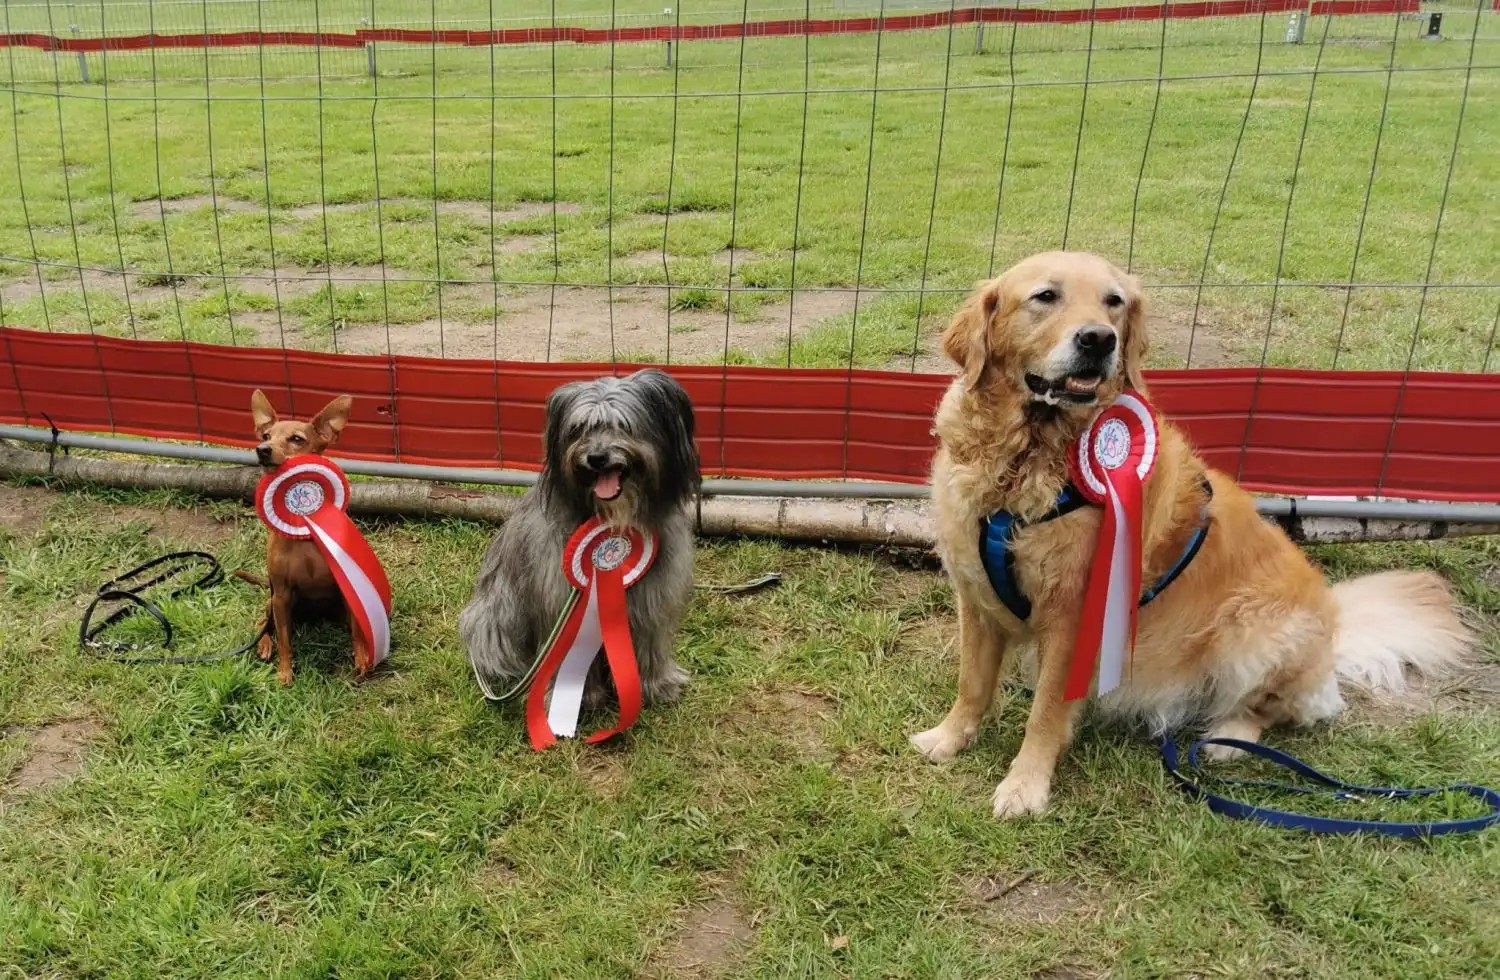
{"left": 1158, "top": 735, "right": 1500, "bottom": 837}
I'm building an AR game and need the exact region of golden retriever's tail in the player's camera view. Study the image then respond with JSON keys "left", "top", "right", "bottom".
{"left": 1330, "top": 570, "right": 1470, "bottom": 696}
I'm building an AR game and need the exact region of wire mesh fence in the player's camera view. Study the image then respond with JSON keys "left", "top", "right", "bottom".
{"left": 0, "top": 1, "right": 1496, "bottom": 492}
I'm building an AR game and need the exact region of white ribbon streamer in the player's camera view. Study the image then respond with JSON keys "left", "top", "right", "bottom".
{"left": 545, "top": 585, "right": 604, "bottom": 739}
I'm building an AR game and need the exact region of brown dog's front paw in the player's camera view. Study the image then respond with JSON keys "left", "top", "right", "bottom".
{"left": 277, "top": 667, "right": 294, "bottom": 686}
{"left": 991, "top": 771, "right": 1050, "bottom": 819}
{"left": 257, "top": 634, "right": 274, "bottom": 662}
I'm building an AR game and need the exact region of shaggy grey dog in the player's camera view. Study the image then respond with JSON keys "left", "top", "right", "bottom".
{"left": 459, "top": 368, "right": 701, "bottom": 711}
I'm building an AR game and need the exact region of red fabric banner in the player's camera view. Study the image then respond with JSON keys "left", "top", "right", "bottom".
{"left": 2, "top": 326, "right": 1498, "bottom": 501}
{"left": 0, "top": 1, "right": 1422, "bottom": 54}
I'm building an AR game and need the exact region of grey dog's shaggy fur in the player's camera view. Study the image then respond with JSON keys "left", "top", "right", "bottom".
{"left": 458, "top": 368, "right": 701, "bottom": 709}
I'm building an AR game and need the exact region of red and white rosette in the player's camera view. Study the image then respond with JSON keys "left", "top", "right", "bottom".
{"left": 255, "top": 454, "right": 392, "bottom": 668}
{"left": 1064, "top": 390, "right": 1158, "bottom": 702}
{"left": 524, "top": 517, "right": 656, "bottom": 752}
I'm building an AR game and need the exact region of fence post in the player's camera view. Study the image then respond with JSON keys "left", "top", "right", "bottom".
{"left": 975, "top": 22, "right": 985, "bottom": 54}
{"left": 1284, "top": 10, "right": 1305, "bottom": 44}
{"left": 72, "top": 21, "right": 89, "bottom": 83}
{"left": 1423, "top": 12, "right": 1442, "bottom": 39}
{"left": 664, "top": 8, "right": 673, "bottom": 69}
{"left": 363, "top": 17, "right": 376, "bottom": 77}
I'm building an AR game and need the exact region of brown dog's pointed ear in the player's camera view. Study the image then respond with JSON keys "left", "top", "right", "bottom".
{"left": 311, "top": 395, "right": 354, "bottom": 445}
{"left": 250, "top": 389, "right": 277, "bottom": 433}
{"left": 941, "top": 283, "right": 999, "bottom": 391}
{"left": 1121, "top": 274, "right": 1149, "bottom": 395}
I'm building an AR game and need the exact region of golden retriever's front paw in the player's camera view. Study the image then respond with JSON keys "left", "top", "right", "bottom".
{"left": 991, "top": 772, "right": 1050, "bottom": 818}
{"left": 910, "top": 725, "right": 973, "bottom": 763}
{"left": 1201, "top": 718, "right": 1261, "bottom": 762}
{"left": 1199, "top": 741, "right": 1248, "bottom": 763}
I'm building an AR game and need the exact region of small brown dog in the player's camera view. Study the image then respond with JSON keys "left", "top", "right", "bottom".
{"left": 241, "top": 389, "right": 372, "bottom": 686}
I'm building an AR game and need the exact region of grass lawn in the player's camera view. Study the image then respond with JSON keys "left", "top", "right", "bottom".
{"left": 1, "top": 5, "right": 1497, "bottom": 371}
{"left": 2, "top": 476, "right": 1499, "bottom": 977}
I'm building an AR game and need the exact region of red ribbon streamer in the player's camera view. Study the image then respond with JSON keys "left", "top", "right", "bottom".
{"left": 524, "top": 519, "right": 652, "bottom": 751}
{"left": 1064, "top": 391, "right": 1158, "bottom": 701}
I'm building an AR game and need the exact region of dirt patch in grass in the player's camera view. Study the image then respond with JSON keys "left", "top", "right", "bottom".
{"left": 963, "top": 873, "right": 1105, "bottom": 926}
{"left": 283, "top": 199, "right": 583, "bottom": 224}
{"left": 2, "top": 260, "right": 860, "bottom": 364}
{"left": 724, "top": 688, "right": 832, "bottom": 760}
{"left": 714, "top": 248, "right": 762, "bottom": 267}
{"left": 332, "top": 319, "right": 447, "bottom": 357}
{"left": 1031, "top": 967, "right": 1108, "bottom": 980}
{"left": 2, "top": 484, "right": 232, "bottom": 545}
{"left": 497, "top": 234, "right": 547, "bottom": 256}
{"left": 111, "top": 503, "right": 238, "bottom": 546}
{"left": 655, "top": 894, "right": 756, "bottom": 978}
{"left": 522, "top": 287, "right": 721, "bottom": 362}
{"left": 577, "top": 750, "right": 629, "bottom": 799}
{"left": 234, "top": 310, "right": 286, "bottom": 343}
{"left": 240, "top": 265, "right": 426, "bottom": 300}
{"left": 475, "top": 840, "right": 523, "bottom": 893}
{"left": 771, "top": 689, "right": 833, "bottom": 756}
{"left": 0, "top": 483, "right": 54, "bottom": 538}
{"left": 1149, "top": 302, "right": 1233, "bottom": 369}
{"left": 619, "top": 247, "right": 764, "bottom": 272}
{"left": 318, "top": 285, "right": 861, "bottom": 363}
{"left": 2, "top": 718, "right": 103, "bottom": 798}
{"left": 0, "top": 267, "right": 187, "bottom": 308}
{"left": 127, "top": 194, "right": 262, "bottom": 221}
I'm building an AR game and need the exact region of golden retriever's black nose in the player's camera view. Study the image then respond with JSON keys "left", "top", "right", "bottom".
{"left": 1074, "top": 325, "right": 1117, "bottom": 355}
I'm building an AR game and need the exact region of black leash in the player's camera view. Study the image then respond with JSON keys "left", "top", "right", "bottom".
{"left": 78, "top": 551, "right": 268, "bottom": 665}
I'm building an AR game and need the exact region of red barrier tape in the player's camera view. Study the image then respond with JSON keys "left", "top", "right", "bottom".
{"left": 2, "top": 326, "right": 1497, "bottom": 502}
{"left": 0, "top": 1, "right": 1421, "bottom": 54}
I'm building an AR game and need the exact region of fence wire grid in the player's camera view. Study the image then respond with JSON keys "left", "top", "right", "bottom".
{"left": 0, "top": 1, "right": 1496, "bottom": 403}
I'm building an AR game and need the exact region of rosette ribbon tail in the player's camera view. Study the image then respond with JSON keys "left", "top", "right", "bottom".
{"left": 1063, "top": 390, "right": 1158, "bottom": 703}
{"left": 524, "top": 589, "right": 592, "bottom": 752}
{"left": 301, "top": 505, "right": 394, "bottom": 669}
{"left": 583, "top": 560, "right": 643, "bottom": 744}
{"left": 523, "top": 520, "right": 651, "bottom": 752}
{"left": 1064, "top": 461, "right": 1145, "bottom": 702}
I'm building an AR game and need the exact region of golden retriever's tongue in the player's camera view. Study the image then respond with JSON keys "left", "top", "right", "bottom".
{"left": 594, "top": 471, "right": 622, "bottom": 500}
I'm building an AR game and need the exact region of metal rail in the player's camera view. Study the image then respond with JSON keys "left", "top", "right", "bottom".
{"left": 5, "top": 423, "right": 1500, "bottom": 523}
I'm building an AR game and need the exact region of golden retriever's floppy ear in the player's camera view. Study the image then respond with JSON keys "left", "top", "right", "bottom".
{"left": 941, "top": 283, "right": 1000, "bottom": 391}
{"left": 1120, "top": 274, "right": 1149, "bottom": 395}
{"left": 250, "top": 389, "right": 277, "bottom": 433}
{"left": 311, "top": 395, "right": 354, "bottom": 445}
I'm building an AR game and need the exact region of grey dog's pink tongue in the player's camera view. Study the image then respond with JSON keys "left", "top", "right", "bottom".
{"left": 594, "top": 471, "right": 622, "bottom": 500}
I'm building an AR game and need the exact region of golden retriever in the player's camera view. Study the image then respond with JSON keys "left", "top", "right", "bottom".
{"left": 911, "top": 250, "right": 1470, "bottom": 818}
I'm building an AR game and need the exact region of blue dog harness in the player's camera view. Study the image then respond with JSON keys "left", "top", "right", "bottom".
{"left": 979, "top": 479, "right": 1214, "bottom": 622}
